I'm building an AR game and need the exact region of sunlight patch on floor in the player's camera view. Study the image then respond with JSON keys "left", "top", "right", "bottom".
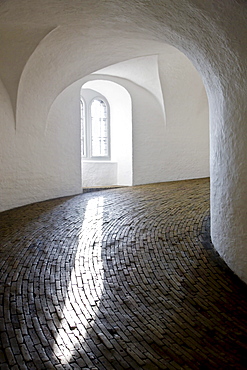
{"left": 54, "top": 196, "right": 105, "bottom": 364}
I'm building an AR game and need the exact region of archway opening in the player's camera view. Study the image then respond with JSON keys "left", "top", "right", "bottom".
{"left": 80, "top": 80, "right": 132, "bottom": 188}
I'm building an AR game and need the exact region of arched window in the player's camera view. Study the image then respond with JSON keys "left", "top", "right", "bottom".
{"left": 81, "top": 96, "right": 110, "bottom": 160}
{"left": 91, "top": 99, "right": 109, "bottom": 158}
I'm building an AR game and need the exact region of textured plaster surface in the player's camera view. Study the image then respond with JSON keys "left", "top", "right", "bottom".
{"left": 0, "top": 0, "right": 247, "bottom": 281}
{"left": 96, "top": 55, "right": 166, "bottom": 117}
{"left": 0, "top": 26, "right": 55, "bottom": 116}
{"left": 82, "top": 161, "right": 118, "bottom": 187}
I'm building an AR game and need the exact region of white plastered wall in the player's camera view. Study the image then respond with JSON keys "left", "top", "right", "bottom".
{"left": 82, "top": 55, "right": 209, "bottom": 187}
{"left": 0, "top": 81, "right": 82, "bottom": 212}
{"left": 0, "top": 48, "right": 209, "bottom": 211}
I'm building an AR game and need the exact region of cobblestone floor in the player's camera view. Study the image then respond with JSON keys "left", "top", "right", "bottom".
{"left": 1, "top": 178, "right": 247, "bottom": 370}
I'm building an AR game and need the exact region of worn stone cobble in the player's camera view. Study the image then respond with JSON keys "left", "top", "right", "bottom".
{"left": 0, "top": 178, "right": 247, "bottom": 369}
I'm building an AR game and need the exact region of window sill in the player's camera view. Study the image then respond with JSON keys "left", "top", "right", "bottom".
{"left": 83, "top": 160, "right": 117, "bottom": 164}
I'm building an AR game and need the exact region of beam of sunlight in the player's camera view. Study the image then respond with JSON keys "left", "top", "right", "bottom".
{"left": 54, "top": 196, "right": 104, "bottom": 364}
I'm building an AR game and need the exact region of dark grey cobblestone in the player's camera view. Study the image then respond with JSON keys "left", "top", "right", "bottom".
{"left": 1, "top": 179, "right": 247, "bottom": 369}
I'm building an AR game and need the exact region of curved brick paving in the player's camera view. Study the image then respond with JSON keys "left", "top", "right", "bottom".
{"left": 1, "top": 179, "right": 247, "bottom": 370}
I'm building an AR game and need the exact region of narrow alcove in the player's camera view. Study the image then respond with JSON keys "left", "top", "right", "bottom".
{"left": 81, "top": 80, "right": 133, "bottom": 188}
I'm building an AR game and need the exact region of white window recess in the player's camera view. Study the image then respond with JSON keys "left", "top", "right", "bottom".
{"left": 80, "top": 81, "right": 132, "bottom": 187}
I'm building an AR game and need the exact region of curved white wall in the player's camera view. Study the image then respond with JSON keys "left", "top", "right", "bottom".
{"left": 83, "top": 55, "right": 209, "bottom": 186}
{"left": 0, "top": 44, "right": 208, "bottom": 211}
{"left": 208, "top": 66, "right": 247, "bottom": 283}
{"left": 0, "top": 0, "right": 247, "bottom": 282}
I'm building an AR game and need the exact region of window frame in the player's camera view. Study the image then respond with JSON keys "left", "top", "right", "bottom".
{"left": 89, "top": 97, "right": 111, "bottom": 160}
{"left": 80, "top": 97, "right": 87, "bottom": 158}
{"left": 80, "top": 94, "right": 111, "bottom": 161}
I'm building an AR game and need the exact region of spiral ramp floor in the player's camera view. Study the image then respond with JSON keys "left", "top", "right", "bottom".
{"left": 1, "top": 178, "right": 247, "bottom": 370}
